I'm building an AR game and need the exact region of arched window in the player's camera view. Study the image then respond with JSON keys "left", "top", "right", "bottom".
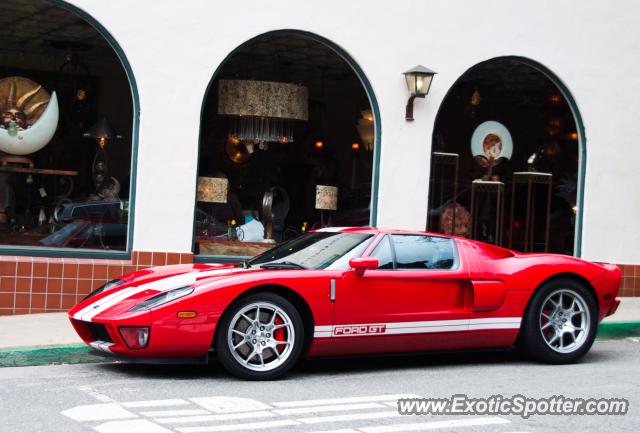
{"left": 428, "top": 57, "right": 584, "bottom": 255}
{"left": 194, "top": 31, "right": 379, "bottom": 258}
{"left": 0, "top": 0, "right": 136, "bottom": 253}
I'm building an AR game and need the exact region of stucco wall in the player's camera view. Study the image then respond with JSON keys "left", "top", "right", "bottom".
{"left": 68, "top": 0, "right": 640, "bottom": 263}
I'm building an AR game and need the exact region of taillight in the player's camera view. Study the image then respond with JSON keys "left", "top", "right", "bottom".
{"left": 119, "top": 326, "right": 150, "bottom": 349}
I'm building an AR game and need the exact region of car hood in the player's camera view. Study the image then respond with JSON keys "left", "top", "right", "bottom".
{"left": 69, "top": 262, "right": 253, "bottom": 321}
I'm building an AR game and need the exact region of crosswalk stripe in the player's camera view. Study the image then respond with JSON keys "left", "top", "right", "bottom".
{"left": 298, "top": 410, "right": 400, "bottom": 424}
{"left": 140, "top": 409, "right": 209, "bottom": 417}
{"left": 155, "top": 411, "right": 275, "bottom": 424}
{"left": 359, "top": 416, "right": 511, "bottom": 432}
{"left": 122, "top": 399, "right": 190, "bottom": 408}
{"left": 274, "top": 402, "right": 385, "bottom": 416}
{"left": 176, "top": 419, "right": 300, "bottom": 432}
{"left": 272, "top": 394, "right": 420, "bottom": 408}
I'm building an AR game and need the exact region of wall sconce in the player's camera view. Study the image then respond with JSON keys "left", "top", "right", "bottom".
{"left": 403, "top": 65, "right": 437, "bottom": 121}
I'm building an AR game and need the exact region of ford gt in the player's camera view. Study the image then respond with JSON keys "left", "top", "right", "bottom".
{"left": 68, "top": 228, "right": 621, "bottom": 379}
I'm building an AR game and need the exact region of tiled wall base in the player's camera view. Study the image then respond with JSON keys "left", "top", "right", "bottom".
{"left": 0, "top": 251, "right": 193, "bottom": 316}
{"left": 619, "top": 265, "right": 640, "bottom": 297}
{"left": 0, "top": 259, "right": 638, "bottom": 315}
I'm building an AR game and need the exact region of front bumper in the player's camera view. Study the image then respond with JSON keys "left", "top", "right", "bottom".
{"left": 69, "top": 316, "right": 216, "bottom": 361}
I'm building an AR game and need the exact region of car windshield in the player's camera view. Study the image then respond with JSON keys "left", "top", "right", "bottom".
{"left": 248, "top": 232, "right": 373, "bottom": 270}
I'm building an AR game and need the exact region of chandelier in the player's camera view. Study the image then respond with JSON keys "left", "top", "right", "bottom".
{"left": 218, "top": 79, "right": 308, "bottom": 144}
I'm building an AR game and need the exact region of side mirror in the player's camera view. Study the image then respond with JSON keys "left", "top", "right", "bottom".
{"left": 349, "top": 257, "right": 379, "bottom": 276}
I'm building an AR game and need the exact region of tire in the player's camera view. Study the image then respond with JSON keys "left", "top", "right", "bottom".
{"left": 520, "top": 278, "right": 597, "bottom": 364}
{"left": 214, "top": 292, "right": 305, "bottom": 380}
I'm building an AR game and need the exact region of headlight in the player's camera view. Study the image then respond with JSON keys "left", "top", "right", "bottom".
{"left": 129, "top": 286, "right": 194, "bottom": 311}
{"left": 83, "top": 279, "right": 125, "bottom": 300}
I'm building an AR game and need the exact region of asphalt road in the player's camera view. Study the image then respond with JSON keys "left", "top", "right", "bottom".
{"left": 1, "top": 339, "right": 638, "bottom": 433}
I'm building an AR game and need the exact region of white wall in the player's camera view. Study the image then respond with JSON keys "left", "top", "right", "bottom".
{"left": 69, "top": 0, "right": 640, "bottom": 263}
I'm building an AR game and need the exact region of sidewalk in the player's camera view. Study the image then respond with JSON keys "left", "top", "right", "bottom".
{"left": 0, "top": 298, "right": 639, "bottom": 366}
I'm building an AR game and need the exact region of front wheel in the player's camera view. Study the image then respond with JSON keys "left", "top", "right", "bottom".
{"left": 520, "top": 278, "right": 597, "bottom": 364}
{"left": 214, "top": 293, "right": 304, "bottom": 380}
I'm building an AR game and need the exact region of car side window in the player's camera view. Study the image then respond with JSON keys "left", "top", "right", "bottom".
{"left": 371, "top": 235, "right": 394, "bottom": 269}
{"left": 391, "top": 234, "right": 456, "bottom": 270}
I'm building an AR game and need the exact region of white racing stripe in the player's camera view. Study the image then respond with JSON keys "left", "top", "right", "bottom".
{"left": 79, "top": 286, "right": 149, "bottom": 322}
{"left": 74, "top": 268, "right": 244, "bottom": 323}
{"left": 73, "top": 285, "right": 143, "bottom": 321}
{"left": 359, "top": 416, "right": 511, "bottom": 432}
{"left": 314, "top": 317, "right": 521, "bottom": 338}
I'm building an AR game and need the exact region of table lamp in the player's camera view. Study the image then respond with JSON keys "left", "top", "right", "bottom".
{"left": 315, "top": 185, "right": 338, "bottom": 227}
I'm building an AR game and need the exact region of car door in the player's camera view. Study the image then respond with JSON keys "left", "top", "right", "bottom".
{"left": 331, "top": 233, "right": 474, "bottom": 354}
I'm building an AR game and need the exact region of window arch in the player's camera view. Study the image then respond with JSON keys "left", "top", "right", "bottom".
{"left": 194, "top": 30, "right": 380, "bottom": 259}
{"left": 0, "top": 0, "right": 139, "bottom": 257}
{"left": 427, "top": 56, "right": 585, "bottom": 256}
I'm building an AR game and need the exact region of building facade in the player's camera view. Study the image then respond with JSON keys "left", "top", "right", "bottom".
{"left": 0, "top": 0, "right": 639, "bottom": 315}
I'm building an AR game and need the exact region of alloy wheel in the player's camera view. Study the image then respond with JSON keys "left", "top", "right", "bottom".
{"left": 539, "top": 289, "right": 590, "bottom": 354}
{"left": 227, "top": 301, "right": 295, "bottom": 372}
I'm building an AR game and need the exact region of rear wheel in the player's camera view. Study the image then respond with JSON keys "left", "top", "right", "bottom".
{"left": 521, "top": 278, "right": 597, "bottom": 363}
{"left": 215, "top": 292, "right": 304, "bottom": 380}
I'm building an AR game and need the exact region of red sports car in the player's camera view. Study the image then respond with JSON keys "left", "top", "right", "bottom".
{"left": 68, "top": 228, "right": 621, "bottom": 379}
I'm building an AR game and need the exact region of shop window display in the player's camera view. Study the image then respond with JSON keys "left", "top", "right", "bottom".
{"left": 428, "top": 58, "right": 580, "bottom": 255}
{"left": 0, "top": 1, "right": 134, "bottom": 251}
{"left": 195, "top": 33, "right": 375, "bottom": 257}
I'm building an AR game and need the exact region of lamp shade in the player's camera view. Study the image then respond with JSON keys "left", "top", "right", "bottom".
{"left": 403, "top": 65, "right": 437, "bottom": 96}
{"left": 83, "top": 117, "right": 122, "bottom": 140}
{"left": 315, "top": 185, "right": 338, "bottom": 211}
{"left": 218, "top": 79, "right": 308, "bottom": 121}
{"left": 197, "top": 177, "right": 228, "bottom": 203}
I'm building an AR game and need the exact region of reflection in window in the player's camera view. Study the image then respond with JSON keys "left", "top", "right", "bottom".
{"left": 0, "top": 1, "right": 133, "bottom": 251}
{"left": 371, "top": 235, "right": 394, "bottom": 269}
{"left": 248, "top": 232, "right": 372, "bottom": 270}
{"left": 392, "top": 235, "right": 455, "bottom": 270}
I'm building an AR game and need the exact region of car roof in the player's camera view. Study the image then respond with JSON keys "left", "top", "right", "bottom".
{"left": 314, "top": 226, "right": 455, "bottom": 238}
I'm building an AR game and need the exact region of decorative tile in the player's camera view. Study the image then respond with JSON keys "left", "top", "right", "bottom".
{"left": 78, "top": 279, "right": 93, "bottom": 295}
{"left": 0, "top": 293, "right": 14, "bottom": 308}
{"left": 32, "top": 278, "right": 47, "bottom": 293}
{"left": 167, "top": 253, "right": 181, "bottom": 265}
{"left": 48, "top": 263, "right": 62, "bottom": 278}
{"left": 61, "top": 295, "right": 76, "bottom": 310}
{"left": 33, "top": 262, "right": 47, "bottom": 278}
{"left": 137, "top": 251, "right": 152, "bottom": 266}
{"left": 93, "top": 265, "right": 108, "bottom": 280}
{"left": 78, "top": 264, "right": 92, "bottom": 279}
{"left": 48, "top": 278, "right": 62, "bottom": 294}
{"left": 62, "top": 279, "right": 77, "bottom": 295}
{"left": 46, "top": 294, "right": 61, "bottom": 310}
{"left": 0, "top": 261, "right": 16, "bottom": 277}
{"left": 152, "top": 252, "right": 167, "bottom": 266}
{"left": 62, "top": 263, "right": 78, "bottom": 279}
{"left": 16, "top": 260, "right": 32, "bottom": 276}
{"left": 30, "top": 294, "right": 45, "bottom": 309}
{"left": 16, "top": 277, "right": 30, "bottom": 292}
{"left": 0, "top": 277, "right": 16, "bottom": 291}
{"left": 15, "top": 293, "right": 29, "bottom": 308}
